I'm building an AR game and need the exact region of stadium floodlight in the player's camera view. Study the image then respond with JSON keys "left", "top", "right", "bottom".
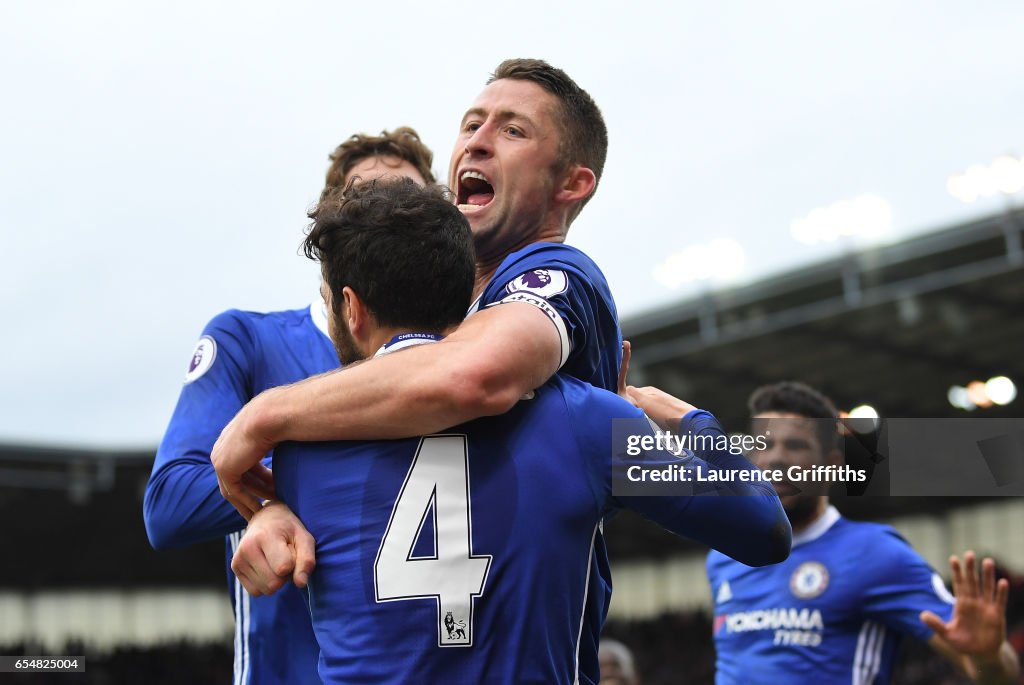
{"left": 652, "top": 238, "right": 746, "bottom": 289}
{"left": 948, "top": 385, "right": 974, "bottom": 411}
{"left": 845, "top": 404, "right": 880, "bottom": 433}
{"left": 848, "top": 405, "right": 878, "bottom": 420}
{"left": 985, "top": 376, "right": 1017, "bottom": 406}
{"left": 948, "top": 377, "right": 1016, "bottom": 411}
{"left": 947, "top": 154, "right": 1024, "bottom": 203}
{"left": 790, "top": 194, "right": 892, "bottom": 245}
{"left": 966, "top": 380, "right": 993, "bottom": 409}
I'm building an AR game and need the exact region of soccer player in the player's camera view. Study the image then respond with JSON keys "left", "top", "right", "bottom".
{"left": 215, "top": 58, "right": 627, "bottom": 682}
{"left": 263, "top": 177, "right": 790, "bottom": 684}
{"left": 142, "top": 128, "right": 436, "bottom": 685}
{"left": 627, "top": 380, "right": 1020, "bottom": 684}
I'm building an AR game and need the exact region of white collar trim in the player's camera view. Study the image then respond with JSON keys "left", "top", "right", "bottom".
{"left": 373, "top": 336, "right": 440, "bottom": 358}
{"left": 792, "top": 505, "right": 840, "bottom": 548}
{"left": 465, "top": 294, "right": 483, "bottom": 317}
{"left": 309, "top": 300, "right": 332, "bottom": 341}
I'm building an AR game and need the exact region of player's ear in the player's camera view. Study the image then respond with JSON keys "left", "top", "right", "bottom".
{"left": 827, "top": 448, "right": 843, "bottom": 469}
{"left": 341, "top": 286, "right": 368, "bottom": 335}
{"left": 553, "top": 164, "right": 596, "bottom": 207}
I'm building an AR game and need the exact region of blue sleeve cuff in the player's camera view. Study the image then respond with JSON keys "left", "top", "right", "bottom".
{"left": 679, "top": 408, "right": 724, "bottom": 437}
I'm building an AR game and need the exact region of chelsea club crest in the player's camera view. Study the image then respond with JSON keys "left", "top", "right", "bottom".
{"left": 790, "top": 561, "right": 829, "bottom": 599}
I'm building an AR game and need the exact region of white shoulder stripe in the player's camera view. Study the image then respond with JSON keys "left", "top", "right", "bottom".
{"left": 491, "top": 292, "right": 571, "bottom": 369}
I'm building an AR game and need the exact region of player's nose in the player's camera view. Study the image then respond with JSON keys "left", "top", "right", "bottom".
{"left": 464, "top": 122, "right": 495, "bottom": 158}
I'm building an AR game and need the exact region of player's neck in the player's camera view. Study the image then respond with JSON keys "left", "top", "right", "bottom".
{"left": 472, "top": 229, "right": 566, "bottom": 298}
{"left": 788, "top": 497, "right": 829, "bottom": 535}
{"left": 473, "top": 268, "right": 495, "bottom": 299}
{"left": 365, "top": 326, "right": 450, "bottom": 357}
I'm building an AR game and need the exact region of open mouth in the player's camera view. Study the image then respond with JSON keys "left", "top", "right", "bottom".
{"left": 457, "top": 170, "right": 494, "bottom": 212}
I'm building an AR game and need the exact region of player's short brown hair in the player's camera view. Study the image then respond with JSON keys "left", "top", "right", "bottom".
{"left": 321, "top": 127, "right": 436, "bottom": 201}
{"left": 488, "top": 59, "right": 607, "bottom": 223}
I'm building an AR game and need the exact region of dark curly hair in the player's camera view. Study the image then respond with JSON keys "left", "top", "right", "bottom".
{"left": 305, "top": 178, "right": 474, "bottom": 333}
{"left": 748, "top": 381, "right": 840, "bottom": 452}
{"left": 321, "top": 126, "right": 436, "bottom": 202}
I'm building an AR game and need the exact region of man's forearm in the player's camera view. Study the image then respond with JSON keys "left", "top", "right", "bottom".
{"left": 144, "top": 459, "right": 247, "bottom": 549}
{"left": 246, "top": 339, "right": 520, "bottom": 444}
{"left": 244, "top": 302, "right": 560, "bottom": 444}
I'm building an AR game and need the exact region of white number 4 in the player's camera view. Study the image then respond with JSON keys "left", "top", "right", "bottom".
{"left": 374, "top": 435, "right": 492, "bottom": 647}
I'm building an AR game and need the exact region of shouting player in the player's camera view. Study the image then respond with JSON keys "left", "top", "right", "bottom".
{"left": 215, "top": 59, "right": 628, "bottom": 682}
{"left": 261, "top": 177, "right": 789, "bottom": 683}
{"left": 628, "top": 380, "right": 1020, "bottom": 684}
{"left": 143, "top": 128, "right": 436, "bottom": 685}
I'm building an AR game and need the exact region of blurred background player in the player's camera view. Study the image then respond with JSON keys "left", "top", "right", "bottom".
{"left": 142, "top": 128, "right": 436, "bottom": 685}
{"left": 214, "top": 58, "right": 625, "bottom": 684}
{"left": 259, "top": 176, "right": 788, "bottom": 684}
{"left": 599, "top": 639, "right": 640, "bottom": 685}
{"left": 628, "top": 379, "right": 1019, "bottom": 684}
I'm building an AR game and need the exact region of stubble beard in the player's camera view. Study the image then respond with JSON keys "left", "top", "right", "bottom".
{"left": 329, "top": 317, "right": 365, "bottom": 366}
{"left": 783, "top": 495, "right": 823, "bottom": 531}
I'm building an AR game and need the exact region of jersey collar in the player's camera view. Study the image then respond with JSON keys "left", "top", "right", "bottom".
{"left": 373, "top": 332, "right": 443, "bottom": 357}
{"left": 792, "top": 505, "right": 840, "bottom": 548}
{"left": 309, "top": 299, "right": 332, "bottom": 341}
{"left": 465, "top": 294, "right": 483, "bottom": 317}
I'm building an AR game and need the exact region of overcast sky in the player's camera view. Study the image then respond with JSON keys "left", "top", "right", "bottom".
{"left": 1, "top": 0, "right": 1022, "bottom": 448}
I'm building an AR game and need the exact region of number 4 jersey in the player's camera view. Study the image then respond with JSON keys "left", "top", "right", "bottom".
{"left": 274, "top": 371, "right": 788, "bottom": 685}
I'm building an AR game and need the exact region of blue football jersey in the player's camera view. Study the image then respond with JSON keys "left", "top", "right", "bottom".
{"left": 144, "top": 303, "right": 339, "bottom": 685}
{"left": 476, "top": 241, "right": 622, "bottom": 392}
{"left": 476, "top": 240, "right": 622, "bottom": 683}
{"left": 707, "top": 506, "right": 956, "bottom": 685}
{"left": 275, "top": 371, "right": 786, "bottom": 685}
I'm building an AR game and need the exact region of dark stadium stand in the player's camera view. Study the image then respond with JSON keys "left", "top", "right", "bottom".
{"left": 0, "top": 444, "right": 223, "bottom": 587}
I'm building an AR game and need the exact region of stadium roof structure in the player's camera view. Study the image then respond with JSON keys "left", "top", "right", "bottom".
{"left": 623, "top": 206, "right": 1023, "bottom": 429}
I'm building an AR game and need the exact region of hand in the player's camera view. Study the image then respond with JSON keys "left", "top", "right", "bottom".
{"left": 231, "top": 501, "right": 316, "bottom": 597}
{"left": 212, "top": 394, "right": 280, "bottom": 520}
{"left": 623, "top": 385, "right": 698, "bottom": 432}
{"left": 617, "top": 340, "right": 632, "bottom": 399}
{"left": 922, "top": 551, "right": 1008, "bottom": 659}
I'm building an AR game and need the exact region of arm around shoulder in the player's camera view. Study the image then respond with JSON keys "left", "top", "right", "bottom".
{"left": 212, "top": 300, "right": 565, "bottom": 518}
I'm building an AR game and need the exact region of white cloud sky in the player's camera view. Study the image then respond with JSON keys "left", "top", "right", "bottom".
{"left": 1, "top": 0, "right": 1022, "bottom": 447}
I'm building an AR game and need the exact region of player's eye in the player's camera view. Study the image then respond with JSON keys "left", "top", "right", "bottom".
{"left": 506, "top": 126, "right": 523, "bottom": 137}
{"left": 464, "top": 121, "right": 482, "bottom": 133}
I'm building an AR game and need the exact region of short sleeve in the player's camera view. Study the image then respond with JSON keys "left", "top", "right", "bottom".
{"left": 859, "top": 528, "right": 955, "bottom": 642}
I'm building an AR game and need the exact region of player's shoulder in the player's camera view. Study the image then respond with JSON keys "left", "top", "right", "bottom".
{"left": 706, "top": 548, "right": 736, "bottom": 576}
{"left": 831, "top": 516, "right": 908, "bottom": 547}
{"left": 205, "top": 304, "right": 314, "bottom": 334}
{"left": 495, "top": 241, "right": 608, "bottom": 283}
{"left": 541, "top": 374, "right": 640, "bottom": 418}
{"left": 830, "top": 517, "right": 928, "bottom": 575}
